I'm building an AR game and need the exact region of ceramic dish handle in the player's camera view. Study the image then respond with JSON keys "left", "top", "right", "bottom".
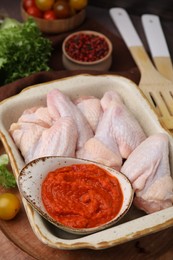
{"left": 142, "top": 14, "right": 173, "bottom": 81}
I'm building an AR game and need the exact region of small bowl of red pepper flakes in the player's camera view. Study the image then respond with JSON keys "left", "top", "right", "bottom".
{"left": 62, "top": 30, "right": 113, "bottom": 71}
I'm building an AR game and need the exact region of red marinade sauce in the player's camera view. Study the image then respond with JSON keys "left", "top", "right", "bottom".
{"left": 41, "top": 164, "right": 124, "bottom": 229}
{"left": 65, "top": 33, "right": 109, "bottom": 62}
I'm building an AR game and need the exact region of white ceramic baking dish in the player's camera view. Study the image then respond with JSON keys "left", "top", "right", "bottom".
{"left": 0, "top": 74, "right": 173, "bottom": 249}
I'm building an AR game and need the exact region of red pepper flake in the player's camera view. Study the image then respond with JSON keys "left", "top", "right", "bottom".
{"left": 65, "top": 33, "right": 109, "bottom": 62}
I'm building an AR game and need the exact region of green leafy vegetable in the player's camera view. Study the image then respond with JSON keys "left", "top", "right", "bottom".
{"left": 0, "top": 154, "right": 16, "bottom": 188}
{"left": 0, "top": 18, "right": 52, "bottom": 85}
{"left": 0, "top": 17, "right": 20, "bottom": 30}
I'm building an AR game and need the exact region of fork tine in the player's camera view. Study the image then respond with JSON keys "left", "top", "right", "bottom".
{"left": 140, "top": 90, "right": 162, "bottom": 116}
{"left": 150, "top": 91, "right": 172, "bottom": 117}
{"left": 160, "top": 116, "right": 173, "bottom": 129}
{"left": 152, "top": 91, "right": 173, "bottom": 129}
{"left": 160, "top": 91, "right": 173, "bottom": 115}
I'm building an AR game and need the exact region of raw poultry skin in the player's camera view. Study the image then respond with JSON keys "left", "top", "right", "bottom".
{"left": 9, "top": 104, "right": 78, "bottom": 163}
{"left": 74, "top": 96, "right": 103, "bottom": 132}
{"left": 47, "top": 89, "right": 94, "bottom": 150}
{"left": 121, "top": 133, "right": 173, "bottom": 213}
{"left": 77, "top": 103, "right": 123, "bottom": 171}
{"left": 18, "top": 106, "right": 54, "bottom": 127}
{"left": 77, "top": 138, "right": 122, "bottom": 171}
{"left": 32, "top": 117, "right": 78, "bottom": 160}
{"left": 9, "top": 106, "right": 54, "bottom": 163}
{"left": 77, "top": 90, "right": 146, "bottom": 170}
{"left": 100, "top": 91, "right": 147, "bottom": 159}
{"left": 9, "top": 122, "right": 46, "bottom": 163}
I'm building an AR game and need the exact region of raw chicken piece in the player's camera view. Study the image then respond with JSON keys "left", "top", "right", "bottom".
{"left": 101, "top": 90, "right": 123, "bottom": 111}
{"left": 121, "top": 133, "right": 173, "bottom": 214}
{"left": 45, "top": 100, "right": 60, "bottom": 121}
{"left": 77, "top": 138, "right": 122, "bottom": 171}
{"left": 74, "top": 96, "right": 103, "bottom": 132}
{"left": 9, "top": 122, "right": 45, "bottom": 163}
{"left": 100, "top": 90, "right": 146, "bottom": 158}
{"left": 77, "top": 90, "right": 146, "bottom": 169}
{"left": 77, "top": 101, "right": 123, "bottom": 170}
{"left": 33, "top": 117, "right": 78, "bottom": 160}
{"left": 10, "top": 117, "right": 78, "bottom": 163}
{"left": 47, "top": 89, "right": 93, "bottom": 149}
{"left": 18, "top": 106, "right": 54, "bottom": 127}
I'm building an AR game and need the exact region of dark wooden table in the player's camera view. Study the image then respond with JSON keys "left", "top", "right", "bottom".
{"left": 1, "top": 1, "right": 173, "bottom": 259}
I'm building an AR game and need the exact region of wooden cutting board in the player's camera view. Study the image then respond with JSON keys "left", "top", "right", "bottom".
{"left": 1, "top": 142, "right": 173, "bottom": 260}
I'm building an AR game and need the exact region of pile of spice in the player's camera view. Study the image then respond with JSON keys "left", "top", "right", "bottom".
{"left": 64, "top": 32, "right": 110, "bottom": 62}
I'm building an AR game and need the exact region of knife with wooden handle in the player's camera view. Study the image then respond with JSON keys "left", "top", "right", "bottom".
{"left": 142, "top": 14, "right": 173, "bottom": 82}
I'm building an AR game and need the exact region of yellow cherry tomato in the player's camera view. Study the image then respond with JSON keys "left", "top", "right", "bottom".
{"left": 0, "top": 193, "right": 20, "bottom": 220}
{"left": 35, "top": 0, "right": 55, "bottom": 11}
{"left": 69, "top": 0, "right": 87, "bottom": 11}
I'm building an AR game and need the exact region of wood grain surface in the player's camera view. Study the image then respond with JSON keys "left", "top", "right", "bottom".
{"left": 1, "top": 191, "right": 173, "bottom": 260}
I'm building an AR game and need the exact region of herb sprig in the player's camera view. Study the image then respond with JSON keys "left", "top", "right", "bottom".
{"left": 0, "top": 154, "right": 16, "bottom": 188}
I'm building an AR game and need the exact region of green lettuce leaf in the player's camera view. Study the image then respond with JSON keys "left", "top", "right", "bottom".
{"left": 0, "top": 18, "right": 52, "bottom": 85}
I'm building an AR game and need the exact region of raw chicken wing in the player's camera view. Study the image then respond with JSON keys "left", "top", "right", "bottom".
{"left": 100, "top": 91, "right": 146, "bottom": 158}
{"left": 121, "top": 133, "right": 173, "bottom": 213}
{"left": 74, "top": 96, "right": 103, "bottom": 132}
{"left": 77, "top": 99, "right": 123, "bottom": 170}
{"left": 33, "top": 117, "right": 78, "bottom": 160}
{"left": 47, "top": 89, "right": 93, "bottom": 149}
{"left": 9, "top": 122, "right": 45, "bottom": 163}
{"left": 77, "top": 137, "right": 122, "bottom": 170}
{"left": 18, "top": 106, "right": 53, "bottom": 127}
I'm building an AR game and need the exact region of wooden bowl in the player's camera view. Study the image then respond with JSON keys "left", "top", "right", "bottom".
{"left": 62, "top": 30, "right": 113, "bottom": 71}
{"left": 21, "top": 5, "right": 86, "bottom": 34}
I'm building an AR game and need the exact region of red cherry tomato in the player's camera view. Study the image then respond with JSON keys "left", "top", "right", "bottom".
{"left": 23, "top": 0, "right": 36, "bottom": 10}
{"left": 27, "top": 6, "right": 43, "bottom": 18}
{"left": 53, "top": 1, "right": 71, "bottom": 19}
{"left": 43, "top": 10, "right": 57, "bottom": 20}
